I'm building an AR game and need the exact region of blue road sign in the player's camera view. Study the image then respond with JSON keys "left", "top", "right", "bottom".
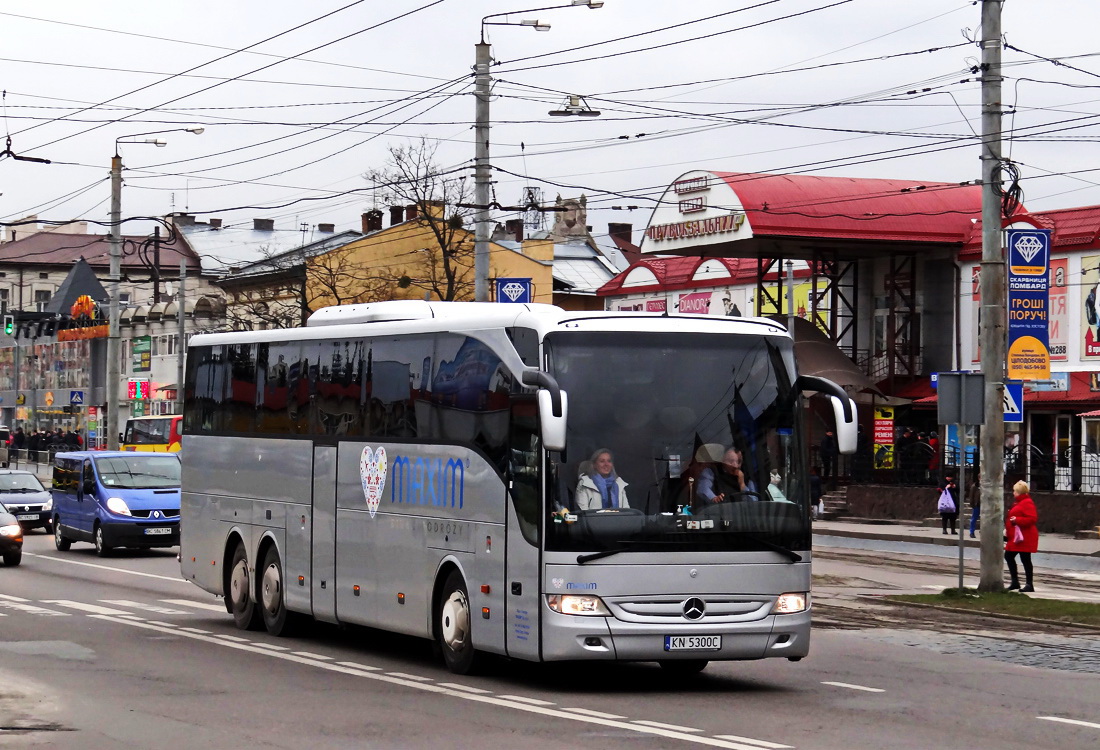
{"left": 1004, "top": 381, "right": 1024, "bottom": 423}
{"left": 70, "top": 390, "right": 84, "bottom": 405}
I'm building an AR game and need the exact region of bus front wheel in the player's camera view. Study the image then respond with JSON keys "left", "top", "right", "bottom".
{"left": 437, "top": 571, "right": 480, "bottom": 675}
{"left": 260, "top": 546, "right": 300, "bottom": 637}
{"left": 227, "top": 544, "right": 262, "bottom": 631}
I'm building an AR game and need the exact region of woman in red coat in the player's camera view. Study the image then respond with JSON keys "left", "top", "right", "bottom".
{"left": 1004, "top": 480, "right": 1039, "bottom": 592}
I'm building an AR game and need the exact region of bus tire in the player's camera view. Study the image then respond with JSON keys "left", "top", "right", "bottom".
{"left": 259, "top": 546, "right": 300, "bottom": 637}
{"left": 437, "top": 570, "right": 480, "bottom": 675}
{"left": 94, "top": 524, "right": 111, "bottom": 557}
{"left": 658, "top": 660, "right": 709, "bottom": 675}
{"left": 227, "top": 543, "right": 262, "bottom": 631}
{"left": 53, "top": 517, "right": 72, "bottom": 551}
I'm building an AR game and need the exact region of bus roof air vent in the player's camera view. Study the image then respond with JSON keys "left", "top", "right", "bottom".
{"left": 307, "top": 300, "right": 438, "bottom": 327}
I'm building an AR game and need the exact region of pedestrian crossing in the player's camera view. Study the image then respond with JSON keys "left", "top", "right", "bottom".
{"left": 0, "top": 592, "right": 223, "bottom": 618}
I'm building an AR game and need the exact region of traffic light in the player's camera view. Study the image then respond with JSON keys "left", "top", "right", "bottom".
{"left": 2, "top": 314, "right": 13, "bottom": 336}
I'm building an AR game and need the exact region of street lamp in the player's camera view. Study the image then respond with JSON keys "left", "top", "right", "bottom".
{"left": 105, "top": 127, "right": 204, "bottom": 450}
{"left": 473, "top": 1, "right": 604, "bottom": 302}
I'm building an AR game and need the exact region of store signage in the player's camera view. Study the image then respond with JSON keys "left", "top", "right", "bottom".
{"left": 673, "top": 176, "right": 710, "bottom": 194}
{"left": 873, "top": 406, "right": 894, "bottom": 469}
{"left": 645, "top": 212, "right": 745, "bottom": 242}
{"left": 58, "top": 294, "right": 108, "bottom": 341}
{"left": 132, "top": 336, "right": 152, "bottom": 372}
{"left": 1006, "top": 228, "right": 1051, "bottom": 380}
{"left": 678, "top": 197, "right": 706, "bottom": 213}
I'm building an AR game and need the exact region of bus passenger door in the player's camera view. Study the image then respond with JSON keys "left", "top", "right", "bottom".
{"left": 505, "top": 405, "right": 542, "bottom": 661}
{"left": 311, "top": 445, "right": 338, "bottom": 623}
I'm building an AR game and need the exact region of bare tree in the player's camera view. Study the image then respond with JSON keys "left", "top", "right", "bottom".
{"left": 366, "top": 140, "right": 476, "bottom": 301}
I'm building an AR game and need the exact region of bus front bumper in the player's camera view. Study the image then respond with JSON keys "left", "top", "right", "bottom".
{"left": 540, "top": 608, "right": 811, "bottom": 662}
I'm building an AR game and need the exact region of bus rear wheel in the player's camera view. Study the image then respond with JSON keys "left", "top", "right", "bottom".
{"left": 227, "top": 543, "right": 262, "bottom": 631}
{"left": 437, "top": 571, "right": 479, "bottom": 675}
{"left": 260, "top": 546, "right": 300, "bottom": 637}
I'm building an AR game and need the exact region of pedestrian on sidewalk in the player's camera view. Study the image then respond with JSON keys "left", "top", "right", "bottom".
{"left": 809, "top": 465, "right": 823, "bottom": 519}
{"left": 967, "top": 477, "right": 981, "bottom": 538}
{"left": 1005, "top": 480, "right": 1039, "bottom": 592}
{"left": 937, "top": 473, "right": 959, "bottom": 535}
{"left": 819, "top": 431, "right": 838, "bottom": 490}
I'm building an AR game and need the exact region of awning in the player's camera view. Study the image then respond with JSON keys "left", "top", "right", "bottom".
{"left": 769, "top": 316, "right": 884, "bottom": 396}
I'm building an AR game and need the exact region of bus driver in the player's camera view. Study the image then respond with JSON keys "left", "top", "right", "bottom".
{"left": 574, "top": 448, "right": 630, "bottom": 510}
{"left": 696, "top": 446, "right": 758, "bottom": 505}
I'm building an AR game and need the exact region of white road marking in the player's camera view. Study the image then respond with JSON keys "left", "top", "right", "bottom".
{"left": 147, "top": 621, "right": 178, "bottom": 628}
{"left": 386, "top": 672, "right": 433, "bottom": 682}
{"left": 633, "top": 720, "right": 703, "bottom": 733}
{"left": 160, "top": 598, "right": 226, "bottom": 612}
{"left": 24, "top": 553, "right": 188, "bottom": 583}
{"left": 178, "top": 627, "right": 211, "bottom": 634}
{"left": 713, "top": 735, "right": 793, "bottom": 749}
{"left": 335, "top": 661, "right": 379, "bottom": 671}
{"left": 291, "top": 651, "right": 331, "bottom": 660}
{"left": 88, "top": 615, "right": 773, "bottom": 750}
{"left": 213, "top": 634, "right": 250, "bottom": 642}
{"left": 439, "top": 682, "right": 491, "bottom": 694}
{"left": 563, "top": 708, "right": 628, "bottom": 720}
{"left": 100, "top": 600, "right": 189, "bottom": 615}
{"left": 0, "top": 601, "right": 69, "bottom": 616}
{"left": 1038, "top": 716, "right": 1100, "bottom": 730}
{"left": 42, "top": 600, "right": 131, "bottom": 615}
{"left": 0, "top": 593, "right": 30, "bottom": 602}
{"left": 822, "top": 681, "right": 885, "bottom": 693}
{"left": 498, "top": 695, "right": 555, "bottom": 706}
{"left": 251, "top": 642, "right": 290, "bottom": 651}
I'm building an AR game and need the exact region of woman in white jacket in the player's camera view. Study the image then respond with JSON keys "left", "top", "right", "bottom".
{"left": 574, "top": 448, "right": 630, "bottom": 510}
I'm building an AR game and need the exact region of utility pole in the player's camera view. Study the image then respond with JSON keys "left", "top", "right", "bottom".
{"left": 978, "top": 0, "right": 1006, "bottom": 592}
{"left": 473, "top": 40, "right": 492, "bottom": 302}
{"left": 177, "top": 259, "right": 186, "bottom": 412}
{"left": 106, "top": 154, "right": 123, "bottom": 451}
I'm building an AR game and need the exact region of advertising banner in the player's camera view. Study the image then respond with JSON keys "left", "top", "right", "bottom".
{"left": 1083, "top": 254, "right": 1100, "bottom": 359}
{"left": 677, "top": 291, "right": 712, "bottom": 314}
{"left": 1006, "top": 228, "right": 1051, "bottom": 380}
{"left": 872, "top": 406, "right": 895, "bottom": 469}
{"left": 132, "top": 335, "right": 151, "bottom": 373}
{"left": 1049, "top": 257, "right": 1068, "bottom": 361}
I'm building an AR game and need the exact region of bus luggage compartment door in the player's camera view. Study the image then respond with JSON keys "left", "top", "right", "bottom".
{"left": 311, "top": 445, "right": 338, "bottom": 623}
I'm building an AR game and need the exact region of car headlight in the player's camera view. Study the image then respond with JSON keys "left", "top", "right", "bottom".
{"left": 105, "top": 497, "right": 132, "bottom": 516}
{"left": 0, "top": 523, "right": 22, "bottom": 538}
{"left": 772, "top": 592, "right": 809, "bottom": 614}
{"left": 546, "top": 594, "right": 611, "bottom": 616}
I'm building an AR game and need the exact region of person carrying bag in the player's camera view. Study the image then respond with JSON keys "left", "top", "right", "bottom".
{"left": 937, "top": 474, "right": 959, "bottom": 535}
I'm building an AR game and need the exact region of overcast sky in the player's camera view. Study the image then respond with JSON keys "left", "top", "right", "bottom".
{"left": 1, "top": 0, "right": 1098, "bottom": 266}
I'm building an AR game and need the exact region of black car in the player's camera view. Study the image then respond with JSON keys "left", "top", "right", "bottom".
{"left": 0, "top": 470, "right": 52, "bottom": 533}
{"left": 0, "top": 508, "right": 23, "bottom": 566}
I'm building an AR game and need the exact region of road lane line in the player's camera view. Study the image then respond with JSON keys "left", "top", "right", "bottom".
{"left": 439, "top": 683, "right": 491, "bottom": 694}
{"left": 633, "top": 720, "right": 703, "bottom": 733}
{"left": 498, "top": 695, "right": 555, "bottom": 706}
{"left": 821, "top": 681, "right": 885, "bottom": 693}
{"left": 563, "top": 708, "right": 628, "bottom": 720}
{"left": 100, "top": 600, "right": 189, "bottom": 615}
{"left": 42, "top": 600, "right": 131, "bottom": 615}
{"left": 1038, "top": 716, "right": 1100, "bottom": 730}
{"left": 335, "top": 661, "right": 380, "bottom": 671}
{"left": 178, "top": 627, "right": 212, "bottom": 634}
{"left": 24, "top": 553, "right": 188, "bottom": 583}
{"left": 0, "top": 601, "right": 69, "bottom": 616}
{"left": 714, "top": 735, "right": 793, "bottom": 749}
{"left": 160, "top": 598, "right": 227, "bottom": 612}
{"left": 213, "top": 634, "right": 250, "bottom": 642}
{"left": 386, "top": 672, "right": 433, "bottom": 682}
{"left": 0, "top": 594, "right": 30, "bottom": 602}
{"left": 291, "top": 651, "right": 332, "bottom": 660}
{"left": 86, "top": 615, "right": 772, "bottom": 750}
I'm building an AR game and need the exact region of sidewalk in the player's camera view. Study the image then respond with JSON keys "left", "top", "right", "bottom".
{"left": 813, "top": 517, "right": 1100, "bottom": 558}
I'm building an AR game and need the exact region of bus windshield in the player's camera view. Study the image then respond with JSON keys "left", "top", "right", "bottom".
{"left": 544, "top": 331, "right": 808, "bottom": 554}
{"left": 94, "top": 455, "right": 181, "bottom": 489}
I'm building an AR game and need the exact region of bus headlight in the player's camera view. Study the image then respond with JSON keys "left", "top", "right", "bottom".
{"left": 772, "top": 592, "right": 809, "bottom": 614}
{"left": 546, "top": 594, "right": 610, "bottom": 616}
{"left": 106, "top": 497, "right": 132, "bottom": 516}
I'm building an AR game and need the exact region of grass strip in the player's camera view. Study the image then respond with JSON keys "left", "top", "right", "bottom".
{"left": 887, "top": 589, "right": 1100, "bottom": 627}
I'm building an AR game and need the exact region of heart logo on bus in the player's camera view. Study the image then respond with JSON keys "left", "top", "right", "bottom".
{"left": 360, "top": 446, "right": 387, "bottom": 518}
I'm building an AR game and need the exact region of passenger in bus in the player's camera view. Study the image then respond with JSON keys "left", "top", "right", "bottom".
{"left": 574, "top": 449, "right": 630, "bottom": 510}
{"left": 696, "top": 446, "right": 758, "bottom": 505}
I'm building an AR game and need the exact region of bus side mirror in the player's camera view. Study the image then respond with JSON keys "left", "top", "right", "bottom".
{"left": 538, "top": 390, "right": 569, "bottom": 452}
{"left": 830, "top": 395, "right": 858, "bottom": 454}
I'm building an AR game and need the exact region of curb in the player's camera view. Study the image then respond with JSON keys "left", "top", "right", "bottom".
{"left": 815, "top": 527, "right": 1100, "bottom": 559}
{"left": 854, "top": 593, "right": 1100, "bottom": 632}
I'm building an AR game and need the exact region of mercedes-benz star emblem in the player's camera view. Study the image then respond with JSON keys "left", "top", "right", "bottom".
{"left": 682, "top": 597, "right": 706, "bottom": 620}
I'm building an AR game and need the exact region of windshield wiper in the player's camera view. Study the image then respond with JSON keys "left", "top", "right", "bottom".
{"left": 733, "top": 532, "right": 802, "bottom": 563}
{"left": 577, "top": 545, "right": 633, "bottom": 565}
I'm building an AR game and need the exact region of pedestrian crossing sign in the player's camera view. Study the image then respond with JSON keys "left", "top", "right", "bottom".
{"left": 1003, "top": 382, "right": 1023, "bottom": 423}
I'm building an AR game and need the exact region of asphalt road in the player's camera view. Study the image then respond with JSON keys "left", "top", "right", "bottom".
{"left": 0, "top": 530, "right": 1097, "bottom": 749}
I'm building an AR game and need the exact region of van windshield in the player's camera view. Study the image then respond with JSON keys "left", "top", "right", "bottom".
{"left": 94, "top": 456, "right": 181, "bottom": 489}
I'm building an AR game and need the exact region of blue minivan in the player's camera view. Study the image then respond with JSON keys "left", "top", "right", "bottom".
{"left": 52, "top": 451, "right": 181, "bottom": 556}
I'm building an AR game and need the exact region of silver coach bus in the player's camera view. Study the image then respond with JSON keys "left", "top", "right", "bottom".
{"left": 180, "top": 301, "right": 855, "bottom": 674}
